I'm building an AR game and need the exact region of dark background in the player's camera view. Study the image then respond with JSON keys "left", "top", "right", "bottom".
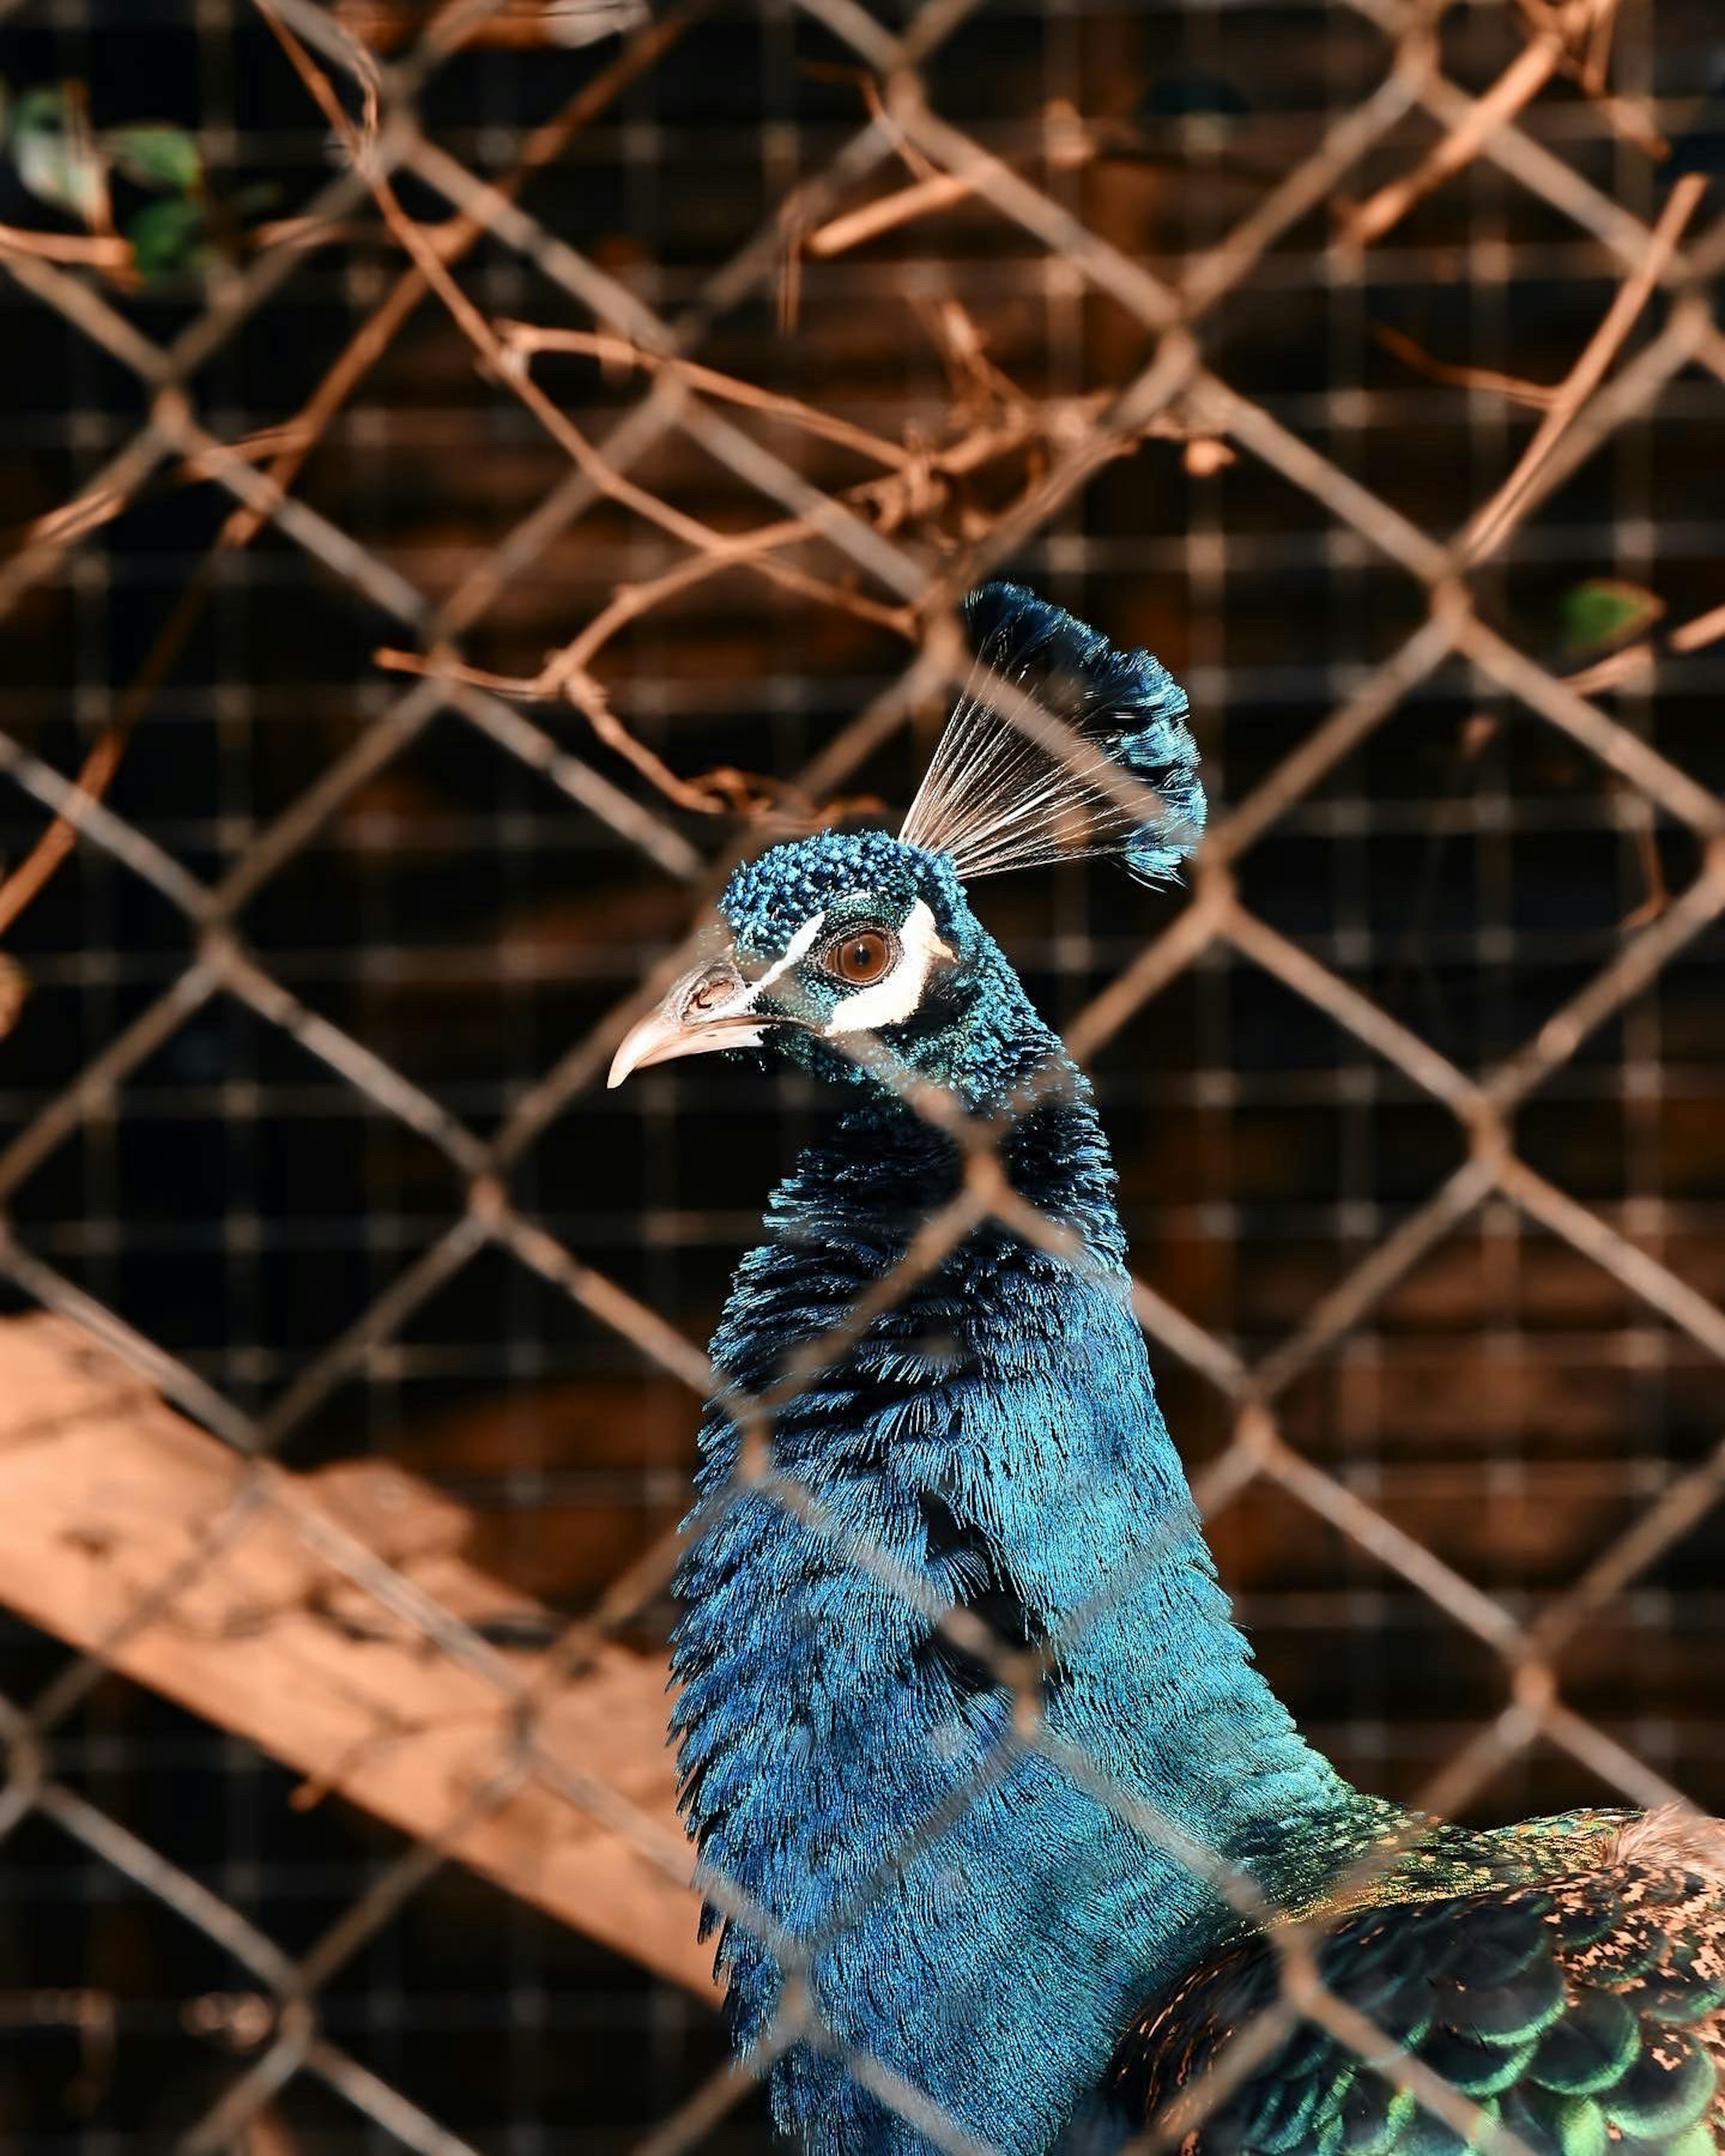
{"left": 0, "top": 0, "right": 1721, "bottom": 2146}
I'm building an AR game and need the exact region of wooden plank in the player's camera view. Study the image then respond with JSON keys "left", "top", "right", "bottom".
{"left": 0, "top": 1313, "right": 712, "bottom": 1997}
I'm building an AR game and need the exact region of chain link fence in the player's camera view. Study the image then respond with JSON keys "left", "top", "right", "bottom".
{"left": 0, "top": 0, "right": 1722, "bottom": 2146}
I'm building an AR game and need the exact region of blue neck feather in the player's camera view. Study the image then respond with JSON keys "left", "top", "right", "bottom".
{"left": 671, "top": 944, "right": 1362, "bottom": 2156}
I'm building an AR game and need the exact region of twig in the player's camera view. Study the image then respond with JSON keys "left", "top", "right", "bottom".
{"left": 265, "top": 0, "right": 908, "bottom": 677}
{"left": 0, "top": 0, "right": 704, "bottom": 981}
{"left": 1514, "top": 0, "right": 1665, "bottom": 155}
{"left": 807, "top": 108, "right": 1099, "bottom": 259}
{"left": 1561, "top": 643, "right": 1656, "bottom": 695}
{"left": 808, "top": 169, "right": 990, "bottom": 258}
{"left": 0, "top": 223, "right": 133, "bottom": 270}
{"left": 0, "top": 720, "right": 133, "bottom": 948}
{"left": 1370, "top": 323, "right": 1557, "bottom": 409}
{"left": 1461, "top": 173, "right": 1708, "bottom": 564}
{"left": 1337, "top": 32, "right": 1562, "bottom": 249}
{"left": 1620, "top": 792, "right": 1670, "bottom": 929}
{"left": 494, "top": 323, "right": 911, "bottom": 469}
{"left": 9, "top": 425, "right": 322, "bottom": 555}
{"left": 1671, "top": 601, "right": 1725, "bottom": 654}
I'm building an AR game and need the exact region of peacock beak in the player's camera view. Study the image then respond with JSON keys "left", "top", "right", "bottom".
{"left": 607, "top": 954, "right": 786, "bottom": 1088}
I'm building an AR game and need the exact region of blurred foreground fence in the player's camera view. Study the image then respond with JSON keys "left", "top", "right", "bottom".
{"left": 0, "top": 0, "right": 1723, "bottom": 2147}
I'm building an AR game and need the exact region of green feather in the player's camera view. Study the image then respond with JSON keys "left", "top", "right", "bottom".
{"left": 1447, "top": 1953, "right": 1567, "bottom": 2043}
{"left": 1545, "top": 2090, "right": 1609, "bottom": 2156}
{"left": 1107, "top": 1811, "right": 1725, "bottom": 2155}
{"left": 1654, "top": 2122, "right": 1720, "bottom": 2156}
{"left": 1604, "top": 2029, "right": 1716, "bottom": 2138}
{"left": 1530, "top": 1989, "right": 1641, "bottom": 2094}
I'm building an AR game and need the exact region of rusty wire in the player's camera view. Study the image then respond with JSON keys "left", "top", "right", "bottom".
{"left": 0, "top": 0, "right": 1721, "bottom": 2148}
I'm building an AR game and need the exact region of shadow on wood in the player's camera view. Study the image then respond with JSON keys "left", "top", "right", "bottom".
{"left": 0, "top": 1312, "right": 713, "bottom": 1998}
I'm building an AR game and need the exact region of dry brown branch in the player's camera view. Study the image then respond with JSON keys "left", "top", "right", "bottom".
{"left": 1671, "top": 600, "right": 1725, "bottom": 653}
{"left": 265, "top": 0, "right": 912, "bottom": 663}
{"left": 0, "top": 0, "right": 705, "bottom": 1002}
{"left": 1561, "top": 643, "right": 1658, "bottom": 694}
{"left": 0, "top": 716, "right": 133, "bottom": 965}
{"left": 1460, "top": 173, "right": 1709, "bottom": 563}
{"left": 0, "top": 223, "right": 133, "bottom": 270}
{"left": 378, "top": 308, "right": 1131, "bottom": 814}
{"left": 1370, "top": 323, "right": 1558, "bottom": 408}
{"left": 1513, "top": 0, "right": 1665, "bottom": 151}
{"left": 808, "top": 168, "right": 996, "bottom": 258}
{"left": 806, "top": 100, "right": 1099, "bottom": 261}
{"left": 495, "top": 322, "right": 912, "bottom": 469}
{"left": 0, "top": 1312, "right": 710, "bottom": 1995}
{"left": 1337, "top": 31, "right": 1562, "bottom": 249}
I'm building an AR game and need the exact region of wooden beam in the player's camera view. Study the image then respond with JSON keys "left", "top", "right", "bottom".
{"left": 0, "top": 1313, "right": 712, "bottom": 1997}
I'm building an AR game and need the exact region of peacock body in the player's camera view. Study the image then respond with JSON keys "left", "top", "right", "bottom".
{"left": 608, "top": 585, "right": 1725, "bottom": 2156}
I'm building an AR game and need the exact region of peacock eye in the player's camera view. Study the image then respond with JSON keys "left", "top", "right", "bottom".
{"left": 823, "top": 928, "right": 895, "bottom": 986}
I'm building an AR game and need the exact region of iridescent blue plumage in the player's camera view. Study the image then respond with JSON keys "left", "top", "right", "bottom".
{"left": 612, "top": 586, "right": 1725, "bottom": 2156}
{"left": 897, "top": 583, "right": 1204, "bottom": 887}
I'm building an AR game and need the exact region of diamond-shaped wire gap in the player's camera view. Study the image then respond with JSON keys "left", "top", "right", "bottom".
{"left": 1200, "top": 1464, "right": 1515, "bottom": 1803}
{"left": 1211, "top": 150, "right": 1681, "bottom": 550}
{"left": 4, "top": 990, "right": 470, "bottom": 1418}
{"left": 0, "top": 1779, "right": 294, "bottom": 2146}
{"left": 291, "top": 1856, "right": 752, "bottom": 2156}
{"left": 16, "top": 538, "right": 425, "bottom": 895}
{"left": 1236, "top": 1160, "right": 1725, "bottom": 1796}
{"left": 0, "top": 24, "right": 447, "bottom": 584}
{"left": 266, "top": 1244, "right": 695, "bottom": 1646}
{"left": 1088, "top": 935, "right": 1469, "bottom": 1336}
{"left": 1255, "top": 1141, "right": 1723, "bottom": 1498}
{"left": 1628, "top": 928, "right": 1725, "bottom": 1296}
{"left": 232, "top": 695, "right": 696, "bottom": 1133}
{"left": 40, "top": 1683, "right": 438, "bottom": 1970}
{"left": 1522, "top": 1416, "right": 1725, "bottom": 1797}
{"left": 1512, "top": 929, "right": 1724, "bottom": 1217}
{"left": 1531, "top": 1537, "right": 1725, "bottom": 1794}
{"left": 1087, "top": 440, "right": 1437, "bottom": 695}
{"left": 1225, "top": 663, "right": 1718, "bottom": 1072}
{"left": 224, "top": 2056, "right": 483, "bottom": 2156}
{"left": 406, "top": 0, "right": 806, "bottom": 257}
{"left": 1349, "top": 272, "right": 1686, "bottom": 552}
{"left": 507, "top": 574, "right": 927, "bottom": 828}
{"left": 0, "top": 781, "right": 200, "bottom": 1133}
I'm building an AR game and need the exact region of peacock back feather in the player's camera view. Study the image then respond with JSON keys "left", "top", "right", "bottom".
{"left": 1108, "top": 1809, "right": 1725, "bottom": 2154}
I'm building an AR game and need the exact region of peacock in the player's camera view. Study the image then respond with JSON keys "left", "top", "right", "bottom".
{"left": 607, "top": 582, "right": 1725, "bottom": 2156}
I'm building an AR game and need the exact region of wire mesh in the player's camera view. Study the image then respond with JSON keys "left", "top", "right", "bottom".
{"left": 0, "top": 0, "right": 1722, "bottom": 2147}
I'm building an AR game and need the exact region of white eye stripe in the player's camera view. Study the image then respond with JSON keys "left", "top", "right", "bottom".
{"left": 823, "top": 898, "right": 953, "bottom": 1036}
{"left": 741, "top": 910, "right": 827, "bottom": 1004}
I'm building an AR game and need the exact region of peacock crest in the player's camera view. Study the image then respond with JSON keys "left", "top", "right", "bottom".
{"left": 898, "top": 580, "right": 1207, "bottom": 886}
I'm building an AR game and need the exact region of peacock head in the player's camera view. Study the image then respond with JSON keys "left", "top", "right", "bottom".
{"left": 607, "top": 582, "right": 1206, "bottom": 1109}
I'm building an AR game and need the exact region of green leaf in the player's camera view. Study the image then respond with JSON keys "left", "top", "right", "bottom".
{"left": 12, "top": 84, "right": 109, "bottom": 228}
{"left": 126, "top": 193, "right": 208, "bottom": 281}
{"left": 103, "top": 121, "right": 201, "bottom": 194}
{"left": 1558, "top": 579, "right": 1665, "bottom": 660}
